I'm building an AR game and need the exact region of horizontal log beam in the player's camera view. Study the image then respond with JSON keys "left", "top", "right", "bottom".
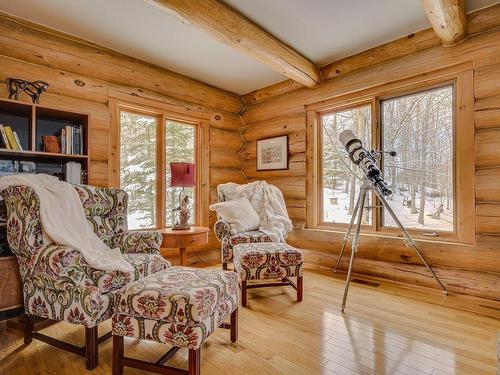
{"left": 146, "top": 0, "right": 322, "bottom": 88}
{"left": 243, "top": 3, "right": 500, "bottom": 104}
{"left": 0, "top": 11, "right": 243, "bottom": 113}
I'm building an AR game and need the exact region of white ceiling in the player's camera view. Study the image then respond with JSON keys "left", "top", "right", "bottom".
{"left": 0, "top": 0, "right": 498, "bottom": 95}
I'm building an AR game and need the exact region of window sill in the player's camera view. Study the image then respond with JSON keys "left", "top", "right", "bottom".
{"left": 300, "top": 225, "right": 475, "bottom": 247}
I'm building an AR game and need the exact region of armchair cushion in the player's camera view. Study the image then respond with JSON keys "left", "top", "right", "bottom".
{"left": 89, "top": 253, "right": 170, "bottom": 293}
{"left": 221, "top": 230, "right": 273, "bottom": 264}
{"left": 112, "top": 231, "right": 162, "bottom": 254}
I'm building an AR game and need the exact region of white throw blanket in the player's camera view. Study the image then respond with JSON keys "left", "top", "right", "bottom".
{"left": 0, "top": 174, "right": 133, "bottom": 273}
{"left": 217, "top": 181, "right": 293, "bottom": 242}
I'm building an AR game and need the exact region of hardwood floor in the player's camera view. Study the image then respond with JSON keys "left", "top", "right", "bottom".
{"left": 1, "top": 268, "right": 499, "bottom": 375}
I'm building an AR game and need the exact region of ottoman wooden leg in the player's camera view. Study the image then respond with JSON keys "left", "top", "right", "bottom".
{"left": 241, "top": 280, "right": 247, "bottom": 307}
{"left": 188, "top": 348, "right": 201, "bottom": 375}
{"left": 230, "top": 308, "right": 238, "bottom": 343}
{"left": 23, "top": 315, "right": 35, "bottom": 345}
{"left": 297, "top": 276, "right": 303, "bottom": 302}
{"left": 112, "top": 336, "right": 124, "bottom": 375}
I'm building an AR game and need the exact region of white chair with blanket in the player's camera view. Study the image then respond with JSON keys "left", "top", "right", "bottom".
{"left": 211, "top": 181, "right": 303, "bottom": 306}
{"left": 211, "top": 181, "right": 293, "bottom": 270}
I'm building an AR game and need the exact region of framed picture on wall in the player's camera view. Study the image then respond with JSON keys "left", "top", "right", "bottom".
{"left": 256, "top": 135, "right": 288, "bottom": 171}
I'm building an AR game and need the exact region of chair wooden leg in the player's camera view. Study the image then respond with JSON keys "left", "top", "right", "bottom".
{"left": 230, "top": 308, "right": 238, "bottom": 343}
{"left": 85, "top": 326, "right": 99, "bottom": 370}
{"left": 113, "top": 336, "right": 124, "bottom": 375}
{"left": 188, "top": 348, "right": 201, "bottom": 375}
{"left": 297, "top": 276, "right": 303, "bottom": 302}
{"left": 241, "top": 280, "right": 247, "bottom": 307}
{"left": 23, "top": 314, "right": 35, "bottom": 345}
{"left": 223, "top": 262, "right": 228, "bottom": 270}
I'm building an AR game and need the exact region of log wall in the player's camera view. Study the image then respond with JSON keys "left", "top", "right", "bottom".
{"left": 0, "top": 13, "right": 245, "bottom": 254}
{"left": 241, "top": 26, "right": 500, "bottom": 301}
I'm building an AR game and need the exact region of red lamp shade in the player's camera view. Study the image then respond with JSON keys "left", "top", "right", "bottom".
{"left": 170, "top": 162, "right": 196, "bottom": 187}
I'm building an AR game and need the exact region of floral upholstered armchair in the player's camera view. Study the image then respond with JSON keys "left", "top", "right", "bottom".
{"left": 1, "top": 184, "right": 169, "bottom": 370}
{"left": 213, "top": 189, "right": 272, "bottom": 270}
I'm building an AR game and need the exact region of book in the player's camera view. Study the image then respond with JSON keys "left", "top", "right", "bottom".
{"left": 0, "top": 125, "right": 11, "bottom": 150}
{"left": 12, "top": 131, "right": 23, "bottom": 151}
{"left": 59, "top": 128, "right": 66, "bottom": 154}
{"left": 73, "top": 125, "right": 83, "bottom": 155}
{"left": 66, "top": 125, "right": 73, "bottom": 154}
{"left": 4, "top": 126, "right": 19, "bottom": 151}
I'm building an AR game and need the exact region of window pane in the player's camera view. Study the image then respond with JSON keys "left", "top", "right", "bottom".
{"left": 165, "top": 121, "right": 196, "bottom": 227}
{"left": 321, "top": 105, "right": 372, "bottom": 224}
{"left": 120, "top": 112, "right": 156, "bottom": 229}
{"left": 381, "top": 85, "right": 454, "bottom": 232}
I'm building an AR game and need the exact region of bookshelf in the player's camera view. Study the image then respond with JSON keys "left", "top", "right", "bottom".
{"left": 0, "top": 97, "right": 90, "bottom": 318}
{"left": 0, "top": 97, "right": 89, "bottom": 180}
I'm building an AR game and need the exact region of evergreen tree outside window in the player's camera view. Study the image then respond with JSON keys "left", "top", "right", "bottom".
{"left": 119, "top": 111, "right": 198, "bottom": 230}
{"left": 120, "top": 111, "right": 157, "bottom": 229}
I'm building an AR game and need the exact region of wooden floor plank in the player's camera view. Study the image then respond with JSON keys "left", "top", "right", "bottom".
{"left": 0, "top": 268, "right": 499, "bottom": 375}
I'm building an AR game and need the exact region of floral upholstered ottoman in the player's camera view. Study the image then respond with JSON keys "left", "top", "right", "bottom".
{"left": 111, "top": 266, "right": 239, "bottom": 375}
{"left": 233, "top": 242, "right": 304, "bottom": 307}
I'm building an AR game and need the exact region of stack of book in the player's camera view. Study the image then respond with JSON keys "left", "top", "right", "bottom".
{"left": 59, "top": 125, "right": 83, "bottom": 155}
{"left": 0, "top": 124, "right": 23, "bottom": 151}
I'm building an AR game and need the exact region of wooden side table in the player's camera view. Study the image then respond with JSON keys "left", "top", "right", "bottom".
{"left": 158, "top": 226, "right": 209, "bottom": 266}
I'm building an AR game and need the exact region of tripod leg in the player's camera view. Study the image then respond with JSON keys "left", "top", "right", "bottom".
{"left": 334, "top": 182, "right": 366, "bottom": 272}
{"left": 341, "top": 186, "right": 368, "bottom": 312}
{"left": 374, "top": 190, "right": 448, "bottom": 294}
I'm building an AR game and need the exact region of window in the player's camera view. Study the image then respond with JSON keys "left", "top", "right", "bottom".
{"left": 381, "top": 86, "right": 454, "bottom": 232}
{"left": 120, "top": 111, "right": 157, "bottom": 229}
{"left": 307, "top": 67, "right": 474, "bottom": 243}
{"left": 117, "top": 104, "right": 206, "bottom": 230}
{"left": 321, "top": 105, "right": 372, "bottom": 225}
{"left": 165, "top": 120, "right": 196, "bottom": 226}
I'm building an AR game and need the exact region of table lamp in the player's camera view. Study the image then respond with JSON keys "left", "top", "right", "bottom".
{"left": 170, "top": 162, "right": 196, "bottom": 230}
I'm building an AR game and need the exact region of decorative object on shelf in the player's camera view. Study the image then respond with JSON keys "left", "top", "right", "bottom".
{"left": 6, "top": 78, "right": 49, "bottom": 104}
{"left": 42, "top": 135, "right": 61, "bottom": 153}
{"left": 256, "top": 135, "right": 288, "bottom": 171}
{"left": 170, "top": 162, "right": 196, "bottom": 230}
{"left": 20, "top": 161, "right": 36, "bottom": 173}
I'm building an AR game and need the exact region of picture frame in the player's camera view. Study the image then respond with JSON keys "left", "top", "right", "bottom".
{"left": 256, "top": 135, "right": 288, "bottom": 171}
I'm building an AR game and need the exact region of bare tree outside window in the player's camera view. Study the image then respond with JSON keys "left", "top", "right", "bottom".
{"left": 120, "top": 112, "right": 157, "bottom": 229}
{"left": 165, "top": 121, "right": 196, "bottom": 227}
{"left": 321, "top": 105, "right": 372, "bottom": 224}
{"left": 381, "top": 85, "right": 454, "bottom": 232}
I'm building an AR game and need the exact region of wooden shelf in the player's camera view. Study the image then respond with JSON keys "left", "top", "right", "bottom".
{"left": 0, "top": 149, "right": 88, "bottom": 160}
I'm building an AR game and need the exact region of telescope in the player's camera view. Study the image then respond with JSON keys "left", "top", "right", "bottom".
{"left": 339, "top": 130, "right": 392, "bottom": 196}
{"left": 335, "top": 129, "right": 447, "bottom": 312}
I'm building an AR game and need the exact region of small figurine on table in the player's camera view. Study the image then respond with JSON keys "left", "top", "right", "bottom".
{"left": 172, "top": 195, "right": 190, "bottom": 230}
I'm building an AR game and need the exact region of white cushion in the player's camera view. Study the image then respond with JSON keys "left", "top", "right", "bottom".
{"left": 210, "top": 197, "right": 260, "bottom": 234}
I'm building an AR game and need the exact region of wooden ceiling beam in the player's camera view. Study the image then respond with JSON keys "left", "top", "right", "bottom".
{"left": 145, "top": 0, "right": 323, "bottom": 88}
{"left": 245, "top": 2, "right": 500, "bottom": 105}
{"left": 421, "top": 0, "right": 467, "bottom": 46}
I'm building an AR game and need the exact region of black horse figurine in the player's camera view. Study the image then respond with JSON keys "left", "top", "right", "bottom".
{"left": 6, "top": 78, "right": 49, "bottom": 104}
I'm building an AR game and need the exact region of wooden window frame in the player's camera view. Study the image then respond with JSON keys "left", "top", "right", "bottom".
{"left": 109, "top": 95, "right": 210, "bottom": 229}
{"left": 306, "top": 63, "right": 475, "bottom": 244}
